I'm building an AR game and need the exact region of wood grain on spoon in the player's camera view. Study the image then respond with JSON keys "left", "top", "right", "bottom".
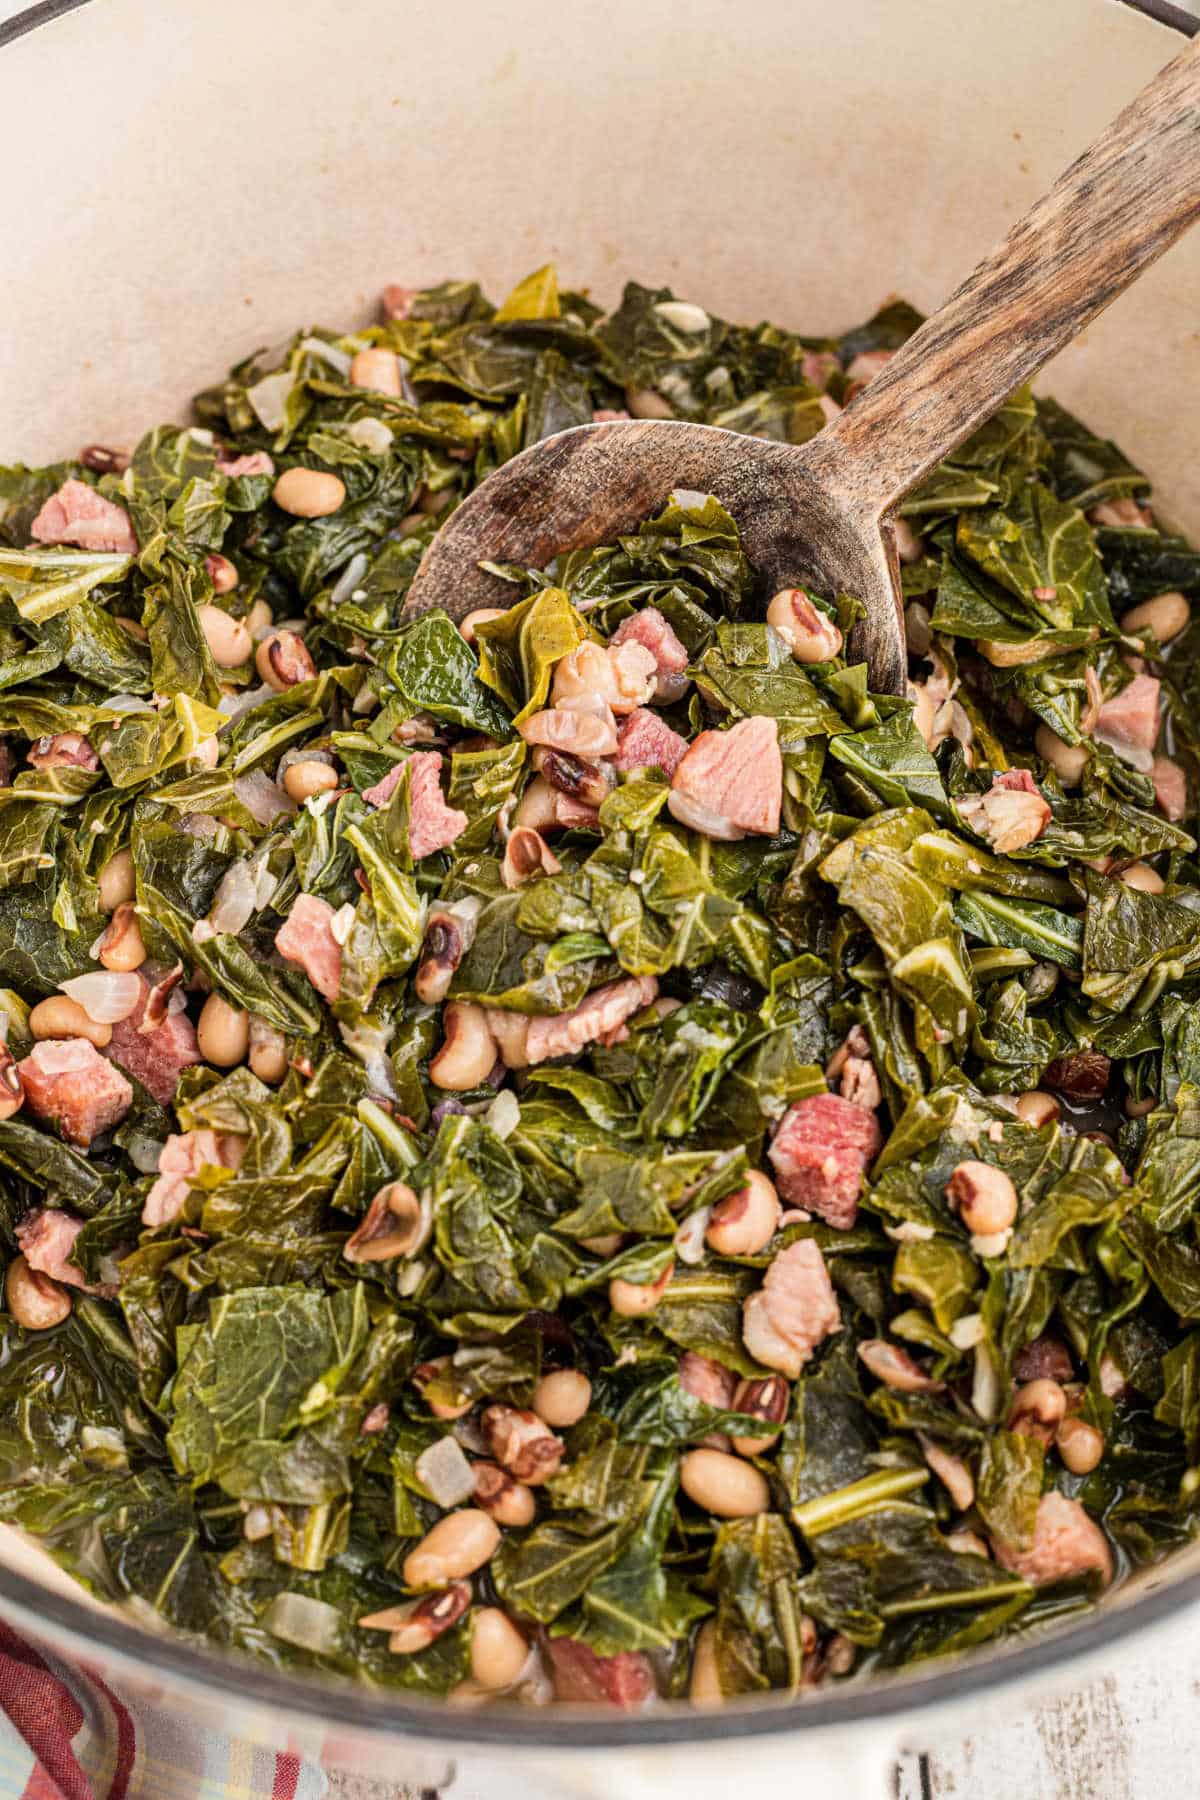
{"left": 405, "top": 30, "right": 1200, "bottom": 694}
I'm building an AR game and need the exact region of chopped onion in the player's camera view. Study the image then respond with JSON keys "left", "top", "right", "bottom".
{"left": 884, "top": 1220, "right": 936, "bottom": 1244}
{"left": 59, "top": 971, "right": 142, "bottom": 1023}
{"left": 670, "top": 488, "right": 709, "bottom": 509}
{"left": 949, "top": 1312, "right": 984, "bottom": 1351}
{"left": 208, "top": 859, "right": 258, "bottom": 935}
{"left": 485, "top": 1088, "right": 520, "bottom": 1141}
{"left": 415, "top": 1435, "right": 477, "bottom": 1508}
{"left": 253, "top": 859, "right": 279, "bottom": 910}
{"left": 329, "top": 902, "right": 357, "bottom": 947}
{"left": 654, "top": 302, "right": 710, "bottom": 333}
{"left": 345, "top": 417, "right": 393, "bottom": 454}
{"left": 218, "top": 683, "right": 274, "bottom": 721}
{"left": 263, "top": 1591, "right": 343, "bottom": 1654}
{"left": 125, "top": 1132, "right": 166, "bottom": 1175}
{"left": 674, "top": 1207, "right": 712, "bottom": 1265}
{"left": 247, "top": 371, "right": 294, "bottom": 432}
{"left": 233, "top": 769, "right": 296, "bottom": 825}
{"left": 103, "top": 693, "right": 155, "bottom": 714}
{"left": 330, "top": 552, "right": 369, "bottom": 609}
{"left": 299, "top": 335, "right": 352, "bottom": 376}
{"left": 338, "top": 1016, "right": 400, "bottom": 1099}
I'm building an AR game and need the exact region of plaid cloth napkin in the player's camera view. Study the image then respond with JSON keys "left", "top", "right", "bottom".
{"left": 0, "top": 1619, "right": 341, "bottom": 1800}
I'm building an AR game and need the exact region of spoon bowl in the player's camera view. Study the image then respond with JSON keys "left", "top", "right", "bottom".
{"left": 405, "top": 28, "right": 1200, "bottom": 693}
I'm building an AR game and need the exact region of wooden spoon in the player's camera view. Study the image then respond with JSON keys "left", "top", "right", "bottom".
{"left": 404, "top": 32, "right": 1200, "bottom": 693}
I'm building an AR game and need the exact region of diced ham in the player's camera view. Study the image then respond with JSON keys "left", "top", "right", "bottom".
{"left": 610, "top": 607, "right": 690, "bottom": 701}
{"left": 215, "top": 451, "right": 274, "bottom": 478}
{"left": 1042, "top": 1049, "right": 1110, "bottom": 1101}
{"left": 406, "top": 752, "right": 468, "bottom": 859}
{"left": 546, "top": 1638, "right": 656, "bottom": 1709}
{"left": 802, "top": 349, "right": 839, "bottom": 388}
{"left": 143, "top": 1128, "right": 246, "bottom": 1228}
{"left": 741, "top": 1238, "right": 841, "bottom": 1377}
{"left": 956, "top": 768, "right": 1051, "bottom": 854}
{"left": 1013, "top": 1336, "right": 1075, "bottom": 1384}
{"left": 29, "top": 478, "right": 138, "bottom": 554}
{"left": 106, "top": 973, "right": 201, "bottom": 1105}
{"left": 382, "top": 284, "right": 417, "bottom": 320}
{"left": 844, "top": 349, "right": 894, "bottom": 385}
{"left": 668, "top": 715, "right": 782, "bottom": 840}
{"left": 1152, "top": 754, "right": 1188, "bottom": 822}
{"left": 26, "top": 732, "right": 99, "bottom": 772}
{"left": 1093, "top": 672, "right": 1161, "bottom": 769}
{"left": 522, "top": 975, "right": 658, "bottom": 1065}
{"left": 1087, "top": 498, "right": 1152, "bottom": 531}
{"left": 15, "top": 1208, "right": 89, "bottom": 1290}
{"left": 554, "top": 792, "right": 601, "bottom": 829}
{"left": 615, "top": 708, "right": 689, "bottom": 777}
{"left": 592, "top": 407, "right": 631, "bottom": 423}
{"left": 18, "top": 1040, "right": 132, "bottom": 1147}
{"left": 768, "top": 1093, "right": 882, "bottom": 1230}
{"left": 993, "top": 1491, "right": 1113, "bottom": 1587}
{"left": 826, "top": 1025, "right": 882, "bottom": 1114}
{"left": 274, "top": 892, "right": 342, "bottom": 1004}
{"left": 362, "top": 753, "right": 468, "bottom": 860}
{"left": 678, "top": 1351, "right": 736, "bottom": 1409}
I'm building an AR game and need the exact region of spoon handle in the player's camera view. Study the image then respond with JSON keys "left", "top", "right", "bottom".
{"left": 815, "top": 27, "right": 1200, "bottom": 518}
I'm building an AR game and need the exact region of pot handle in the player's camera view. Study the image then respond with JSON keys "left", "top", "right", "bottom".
{"left": 450, "top": 1729, "right": 902, "bottom": 1800}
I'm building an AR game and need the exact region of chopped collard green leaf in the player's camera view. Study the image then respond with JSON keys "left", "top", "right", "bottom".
{"left": 2, "top": 266, "right": 1200, "bottom": 1708}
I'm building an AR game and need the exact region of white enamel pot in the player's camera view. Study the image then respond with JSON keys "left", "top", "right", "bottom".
{"left": 3, "top": 0, "right": 1200, "bottom": 1794}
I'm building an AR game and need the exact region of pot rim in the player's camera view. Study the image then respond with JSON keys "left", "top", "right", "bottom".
{"left": 0, "top": 0, "right": 1198, "bottom": 1752}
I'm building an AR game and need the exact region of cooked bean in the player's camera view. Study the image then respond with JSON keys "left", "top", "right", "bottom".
{"left": 205, "top": 553, "right": 239, "bottom": 595}
{"left": 765, "top": 588, "right": 843, "bottom": 663}
{"left": 1034, "top": 724, "right": 1088, "bottom": 786}
{"left": 1121, "top": 590, "right": 1190, "bottom": 643}
{"left": 688, "top": 1620, "right": 724, "bottom": 1706}
{"left": 96, "top": 902, "right": 147, "bottom": 973}
{"left": 197, "top": 994, "right": 250, "bottom": 1067}
{"left": 248, "top": 1016, "right": 289, "bottom": 1084}
{"left": 97, "top": 848, "right": 135, "bottom": 912}
{"left": 730, "top": 1375, "right": 789, "bottom": 1458}
{"left": 473, "top": 1460, "right": 537, "bottom": 1527}
{"left": 402, "top": 1509, "right": 500, "bottom": 1588}
{"left": 625, "top": 386, "right": 673, "bottom": 418}
{"left": 512, "top": 775, "right": 562, "bottom": 834}
{"left": 1056, "top": 1415, "right": 1105, "bottom": 1474}
{"left": 413, "top": 1357, "right": 473, "bottom": 1421}
{"left": 196, "top": 603, "right": 253, "bottom": 668}
{"left": 0, "top": 1049, "right": 23, "bottom": 1123}
{"left": 5, "top": 1255, "right": 71, "bottom": 1330}
{"left": 609, "top": 1263, "right": 672, "bottom": 1317}
{"left": 271, "top": 468, "right": 346, "bottom": 518}
{"left": 29, "top": 996, "right": 111, "bottom": 1048}
{"left": 1121, "top": 861, "right": 1165, "bottom": 894}
{"left": 429, "top": 1001, "right": 497, "bottom": 1090}
{"left": 1015, "top": 1090, "right": 1060, "bottom": 1128}
{"left": 1009, "top": 1378, "right": 1067, "bottom": 1443}
{"left": 255, "top": 630, "right": 316, "bottom": 691}
{"left": 414, "top": 903, "right": 480, "bottom": 1005}
{"left": 282, "top": 759, "right": 338, "bottom": 803}
{"left": 532, "top": 1369, "right": 592, "bottom": 1429}
{"left": 470, "top": 1607, "right": 529, "bottom": 1691}
{"left": 349, "top": 348, "right": 402, "bottom": 396}
{"left": 1125, "top": 1092, "right": 1158, "bottom": 1119}
{"left": 705, "top": 1170, "right": 780, "bottom": 1257}
{"left": 679, "top": 1447, "right": 770, "bottom": 1518}
{"left": 945, "top": 1160, "right": 1018, "bottom": 1236}
{"left": 460, "top": 608, "right": 506, "bottom": 645}
{"left": 481, "top": 1405, "right": 565, "bottom": 1485}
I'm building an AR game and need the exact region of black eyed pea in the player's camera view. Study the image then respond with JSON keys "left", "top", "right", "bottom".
{"left": 1034, "top": 724, "right": 1088, "bottom": 787}
{"left": 1056, "top": 1414, "right": 1105, "bottom": 1474}
{"left": 473, "top": 1460, "right": 537, "bottom": 1527}
{"left": 470, "top": 1607, "right": 529, "bottom": 1692}
{"left": 1121, "top": 590, "right": 1190, "bottom": 643}
{"left": 196, "top": 603, "right": 253, "bottom": 668}
{"left": 282, "top": 759, "right": 339, "bottom": 804}
{"left": 679, "top": 1447, "right": 771, "bottom": 1518}
{"left": 705, "top": 1170, "right": 781, "bottom": 1257}
{"left": 0, "top": 1049, "right": 23, "bottom": 1123}
{"left": 945, "top": 1159, "right": 1018, "bottom": 1237}
{"left": 765, "top": 588, "right": 844, "bottom": 663}
{"left": 97, "top": 848, "right": 135, "bottom": 912}
{"left": 531, "top": 1369, "right": 592, "bottom": 1429}
{"left": 402, "top": 1508, "right": 500, "bottom": 1589}
{"left": 97, "top": 901, "right": 146, "bottom": 973}
{"left": 688, "top": 1620, "right": 724, "bottom": 1706}
{"left": 459, "top": 608, "right": 506, "bottom": 646}
{"left": 205, "top": 553, "right": 239, "bottom": 595}
{"left": 429, "top": 1001, "right": 497, "bottom": 1090}
{"left": 1008, "top": 1378, "right": 1067, "bottom": 1445}
{"left": 349, "top": 348, "right": 403, "bottom": 396}
{"left": 608, "top": 1262, "right": 673, "bottom": 1317}
{"left": 248, "top": 1015, "right": 289, "bottom": 1084}
{"left": 1014, "top": 1090, "right": 1060, "bottom": 1128}
{"left": 1120, "top": 861, "right": 1165, "bottom": 894}
{"left": 271, "top": 467, "right": 346, "bottom": 518}
{"left": 5, "top": 1254, "right": 71, "bottom": 1330}
{"left": 197, "top": 994, "right": 250, "bottom": 1067}
{"left": 29, "top": 995, "right": 111, "bottom": 1049}
{"left": 255, "top": 630, "right": 317, "bottom": 692}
